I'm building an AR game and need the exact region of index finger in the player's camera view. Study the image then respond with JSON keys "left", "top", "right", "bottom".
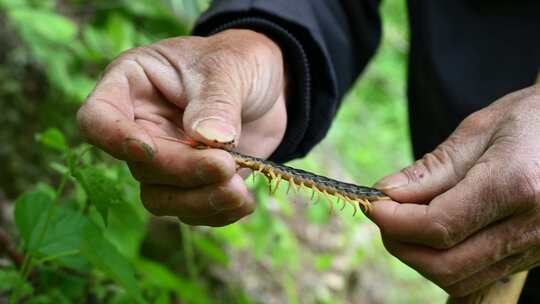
{"left": 370, "top": 163, "right": 525, "bottom": 249}
{"left": 77, "top": 62, "right": 156, "bottom": 162}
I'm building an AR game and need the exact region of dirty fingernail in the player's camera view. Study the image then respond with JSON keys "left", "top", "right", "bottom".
{"left": 193, "top": 118, "right": 236, "bottom": 144}
{"left": 123, "top": 138, "right": 154, "bottom": 161}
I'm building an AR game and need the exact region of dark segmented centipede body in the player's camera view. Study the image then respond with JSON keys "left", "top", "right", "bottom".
{"left": 156, "top": 134, "right": 389, "bottom": 215}
{"left": 229, "top": 151, "right": 390, "bottom": 215}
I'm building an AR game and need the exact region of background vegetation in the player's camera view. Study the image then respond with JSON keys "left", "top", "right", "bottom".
{"left": 0, "top": 0, "right": 447, "bottom": 303}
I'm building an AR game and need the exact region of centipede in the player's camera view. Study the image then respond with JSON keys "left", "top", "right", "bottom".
{"left": 157, "top": 135, "right": 390, "bottom": 216}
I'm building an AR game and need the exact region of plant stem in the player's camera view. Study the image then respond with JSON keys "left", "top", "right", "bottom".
{"left": 10, "top": 168, "right": 70, "bottom": 304}
{"left": 179, "top": 223, "right": 198, "bottom": 281}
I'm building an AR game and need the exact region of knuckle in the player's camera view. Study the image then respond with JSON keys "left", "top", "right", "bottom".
{"left": 426, "top": 255, "right": 461, "bottom": 286}
{"left": 196, "top": 151, "right": 235, "bottom": 182}
{"left": 512, "top": 166, "right": 540, "bottom": 205}
{"left": 460, "top": 110, "right": 493, "bottom": 132}
{"left": 400, "top": 161, "right": 428, "bottom": 185}
{"left": 427, "top": 212, "right": 458, "bottom": 249}
{"left": 140, "top": 187, "right": 167, "bottom": 216}
{"left": 445, "top": 284, "right": 473, "bottom": 298}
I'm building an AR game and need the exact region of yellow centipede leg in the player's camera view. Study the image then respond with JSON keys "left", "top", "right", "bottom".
{"left": 298, "top": 182, "right": 306, "bottom": 199}
{"left": 310, "top": 187, "right": 316, "bottom": 201}
{"left": 337, "top": 194, "right": 347, "bottom": 211}
{"left": 359, "top": 199, "right": 371, "bottom": 214}
{"left": 345, "top": 197, "right": 357, "bottom": 216}
{"left": 313, "top": 188, "right": 322, "bottom": 204}
{"left": 267, "top": 170, "right": 277, "bottom": 194}
{"left": 289, "top": 178, "right": 298, "bottom": 193}
{"left": 322, "top": 190, "right": 333, "bottom": 213}
{"left": 287, "top": 178, "right": 293, "bottom": 194}
{"left": 272, "top": 174, "right": 282, "bottom": 194}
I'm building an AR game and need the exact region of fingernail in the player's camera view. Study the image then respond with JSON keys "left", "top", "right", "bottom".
{"left": 123, "top": 138, "right": 154, "bottom": 161}
{"left": 193, "top": 118, "right": 236, "bottom": 144}
{"left": 208, "top": 191, "right": 245, "bottom": 211}
{"left": 374, "top": 172, "right": 409, "bottom": 191}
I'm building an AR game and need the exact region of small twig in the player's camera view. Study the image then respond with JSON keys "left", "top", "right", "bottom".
{"left": 0, "top": 227, "right": 23, "bottom": 267}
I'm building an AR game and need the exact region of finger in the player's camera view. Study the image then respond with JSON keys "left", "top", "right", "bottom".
{"left": 129, "top": 137, "right": 236, "bottom": 188}
{"left": 77, "top": 68, "right": 155, "bottom": 162}
{"left": 371, "top": 161, "right": 527, "bottom": 248}
{"left": 182, "top": 69, "right": 242, "bottom": 149}
{"left": 380, "top": 210, "right": 537, "bottom": 289}
{"left": 375, "top": 111, "right": 495, "bottom": 203}
{"left": 179, "top": 205, "right": 255, "bottom": 227}
{"left": 140, "top": 174, "right": 254, "bottom": 218}
{"left": 444, "top": 255, "right": 526, "bottom": 297}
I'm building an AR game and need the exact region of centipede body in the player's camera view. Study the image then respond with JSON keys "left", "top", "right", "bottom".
{"left": 229, "top": 151, "right": 389, "bottom": 215}
{"left": 157, "top": 134, "right": 390, "bottom": 215}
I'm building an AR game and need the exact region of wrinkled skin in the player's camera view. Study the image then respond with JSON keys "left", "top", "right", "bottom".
{"left": 372, "top": 85, "right": 540, "bottom": 296}
{"left": 77, "top": 27, "right": 540, "bottom": 297}
{"left": 77, "top": 29, "right": 287, "bottom": 226}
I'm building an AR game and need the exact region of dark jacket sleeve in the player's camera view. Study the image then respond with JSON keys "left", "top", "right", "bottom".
{"left": 193, "top": 0, "right": 382, "bottom": 162}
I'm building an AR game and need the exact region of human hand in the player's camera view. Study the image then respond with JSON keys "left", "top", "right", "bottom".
{"left": 370, "top": 85, "right": 540, "bottom": 296}
{"left": 77, "top": 29, "right": 287, "bottom": 226}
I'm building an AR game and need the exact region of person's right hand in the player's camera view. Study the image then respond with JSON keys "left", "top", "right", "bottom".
{"left": 76, "top": 29, "right": 287, "bottom": 226}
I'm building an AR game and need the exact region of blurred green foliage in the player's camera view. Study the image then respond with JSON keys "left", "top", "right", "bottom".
{"left": 0, "top": 0, "right": 447, "bottom": 303}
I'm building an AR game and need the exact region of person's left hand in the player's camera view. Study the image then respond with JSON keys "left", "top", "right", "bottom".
{"left": 370, "top": 85, "right": 540, "bottom": 296}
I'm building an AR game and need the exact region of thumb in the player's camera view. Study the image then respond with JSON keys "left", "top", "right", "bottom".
{"left": 182, "top": 75, "right": 242, "bottom": 148}
{"left": 375, "top": 114, "right": 493, "bottom": 203}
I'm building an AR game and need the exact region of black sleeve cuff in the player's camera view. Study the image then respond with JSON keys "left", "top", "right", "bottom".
{"left": 193, "top": 15, "right": 312, "bottom": 163}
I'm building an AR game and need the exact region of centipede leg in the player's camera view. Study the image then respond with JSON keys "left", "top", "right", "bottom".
{"left": 286, "top": 180, "right": 292, "bottom": 194}
{"left": 313, "top": 188, "right": 322, "bottom": 204}
{"left": 289, "top": 178, "right": 298, "bottom": 194}
{"left": 352, "top": 201, "right": 358, "bottom": 216}
{"left": 358, "top": 199, "right": 371, "bottom": 214}
{"left": 272, "top": 174, "right": 282, "bottom": 194}
{"left": 344, "top": 197, "right": 357, "bottom": 216}
{"left": 337, "top": 194, "right": 347, "bottom": 211}
{"left": 267, "top": 170, "right": 277, "bottom": 194}
{"left": 322, "top": 190, "right": 333, "bottom": 213}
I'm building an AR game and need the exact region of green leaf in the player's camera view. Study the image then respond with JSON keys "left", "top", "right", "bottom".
{"left": 104, "top": 202, "right": 146, "bottom": 259}
{"left": 0, "top": 269, "right": 32, "bottom": 296}
{"left": 8, "top": 9, "right": 77, "bottom": 45}
{"left": 136, "top": 259, "right": 213, "bottom": 304}
{"left": 80, "top": 223, "right": 145, "bottom": 303}
{"left": 14, "top": 185, "right": 55, "bottom": 250}
{"left": 35, "top": 128, "right": 68, "bottom": 152}
{"left": 38, "top": 208, "right": 87, "bottom": 257}
{"left": 106, "top": 13, "right": 135, "bottom": 55}
{"left": 192, "top": 234, "right": 228, "bottom": 265}
{"left": 14, "top": 185, "right": 89, "bottom": 270}
{"left": 73, "top": 167, "right": 123, "bottom": 225}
